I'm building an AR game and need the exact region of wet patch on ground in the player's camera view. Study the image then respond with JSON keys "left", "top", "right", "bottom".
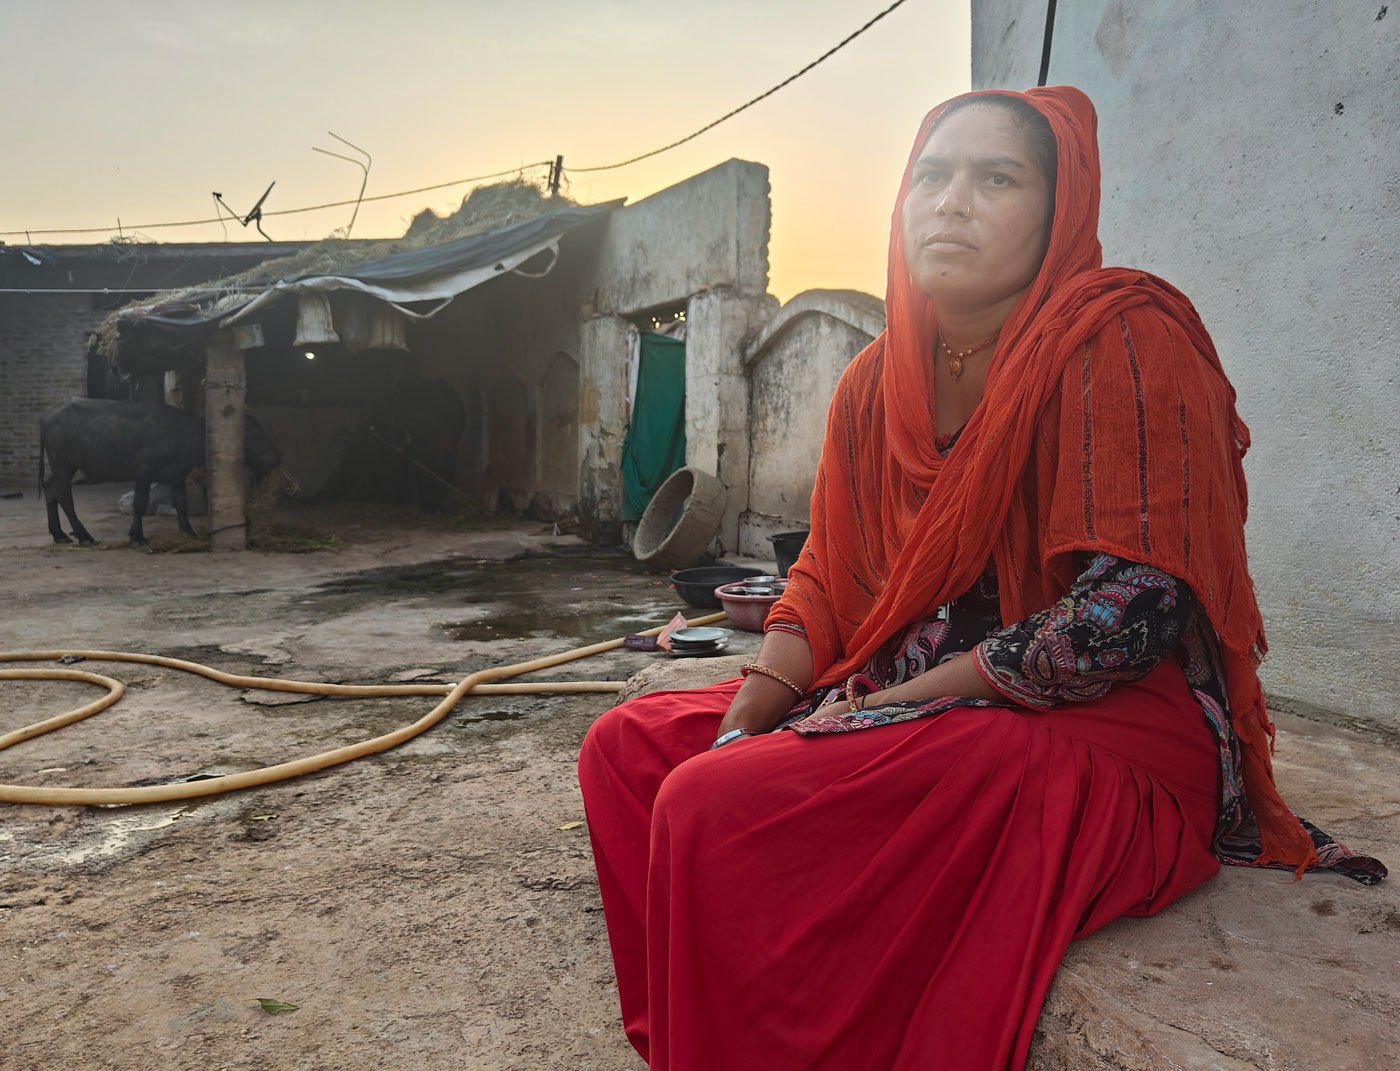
{"left": 0, "top": 792, "right": 247, "bottom": 874}
{"left": 0, "top": 517, "right": 752, "bottom": 1071}
{"left": 301, "top": 555, "right": 685, "bottom": 646}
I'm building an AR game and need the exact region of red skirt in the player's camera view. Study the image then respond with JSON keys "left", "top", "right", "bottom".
{"left": 577, "top": 659, "right": 1221, "bottom": 1071}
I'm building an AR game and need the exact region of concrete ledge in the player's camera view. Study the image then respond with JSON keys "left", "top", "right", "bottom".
{"left": 619, "top": 660, "right": 1398, "bottom": 1069}
{"left": 618, "top": 654, "right": 750, "bottom": 705}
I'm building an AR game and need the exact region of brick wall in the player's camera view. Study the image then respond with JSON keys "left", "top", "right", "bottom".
{"left": 0, "top": 293, "right": 106, "bottom": 485}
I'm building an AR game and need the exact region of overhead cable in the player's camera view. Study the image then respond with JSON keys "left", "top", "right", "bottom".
{"left": 565, "top": 0, "right": 911, "bottom": 174}
{"left": 3, "top": 0, "right": 913, "bottom": 239}
{"left": 1, "top": 163, "right": 552, "bottom": 239}
{"left": 0, "top": 287, "right": 264, "bottom": 295}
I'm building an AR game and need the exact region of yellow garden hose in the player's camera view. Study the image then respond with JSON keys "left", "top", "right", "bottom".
{"left": 0, "top": 610, "right": 726, "bottom": 807}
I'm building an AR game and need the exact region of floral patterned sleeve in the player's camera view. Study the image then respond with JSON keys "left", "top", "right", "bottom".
{"left": 972, "top": 553, "right": 1196, "bottom": 709}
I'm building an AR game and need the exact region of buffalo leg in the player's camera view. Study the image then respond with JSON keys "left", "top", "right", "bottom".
{"left": 53, "top": 468, "right": 95, "bottom": 545}
{"left": 171, "top": 479, "right": 197, "bottom": 538}
{"left": 128, "top": 479, "right": 152, "bottom": 545}
{"left": 43, "top": 472, "right": 71, "bottom": 544}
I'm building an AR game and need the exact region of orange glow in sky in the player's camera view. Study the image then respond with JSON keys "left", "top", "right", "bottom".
{"left": 0, "top": 2, "right": 972, "bottom": 302}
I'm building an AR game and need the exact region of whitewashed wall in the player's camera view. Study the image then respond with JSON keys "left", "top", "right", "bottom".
{"left": 740, "top": 290, "right": 884, "bottom": 558}
{"left": 579, "top": 160, "right": 773, "bottom": 546}
{"left": 973, "top": 1, "right": 1400, "bottom": 730}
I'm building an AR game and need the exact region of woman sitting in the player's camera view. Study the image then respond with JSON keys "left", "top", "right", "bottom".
{"left": 578, "top": 85, "right": 1384, "bottom": 1071}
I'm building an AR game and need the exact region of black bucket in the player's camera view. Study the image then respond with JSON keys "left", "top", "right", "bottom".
{"left": 768, "top": 530, "right": 810, "bottom": 578}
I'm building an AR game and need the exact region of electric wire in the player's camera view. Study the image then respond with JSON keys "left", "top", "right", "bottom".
{"left": 0, "top": 287, "right": 266, "bottom": 296}
{"left": 0, "top": 163, "right": 553, "bottom": 239}
{"left": 564, "top": 0, "right": 911, "bottom": 174}
{"left": 3, "top": 0, "right": 912, "bottom": 238}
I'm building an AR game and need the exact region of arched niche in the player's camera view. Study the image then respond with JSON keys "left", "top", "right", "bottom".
{"left": 484, "top": 368, "right": 533, "bottom": 509}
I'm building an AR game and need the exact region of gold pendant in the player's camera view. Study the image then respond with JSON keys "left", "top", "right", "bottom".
{"left": 949, "top": 355, "right": 963, "bottom": 382}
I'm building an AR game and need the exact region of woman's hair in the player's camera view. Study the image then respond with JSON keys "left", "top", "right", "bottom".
{"left": 933, "top": 94, "right": 1058, "bottom": 213}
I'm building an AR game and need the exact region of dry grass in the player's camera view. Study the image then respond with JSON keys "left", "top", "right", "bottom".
{"left": 106, "top": 473, "right": 350, "bottom": 554}
{"left": 248, "top": 524, "right": 350, "bottom": 554}
{"left": 247, "top": 468, "right": 291, "bottom": 518}
{"left": 141, "top": 533, "right": 209, "bottom": 554}
{"left": 128, "top": 527, "right": 349, "bottom": 555}
{"left": 244, "top": 470, "right": 348, "bottom": 552}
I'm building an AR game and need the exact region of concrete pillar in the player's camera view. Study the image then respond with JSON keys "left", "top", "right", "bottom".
{"left": 684, "top": 289, "right": 778, "bottom": 554}
{"left": 205, "top": 331, "right": 247, "bottom": 552}
{"left": 577, "top": 313, "right": 630, "bottom": 544}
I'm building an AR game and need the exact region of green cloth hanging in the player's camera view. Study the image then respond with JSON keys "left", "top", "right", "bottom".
{"left": 621, "top": 333, "right": 687, "bottom": 522}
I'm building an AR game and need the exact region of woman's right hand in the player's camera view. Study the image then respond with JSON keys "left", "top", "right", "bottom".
{"left": 715, "top": 673, "right": 800, "bottom": 738}
{"left": 712, "top": 629, "right": 815, "bottom": 743}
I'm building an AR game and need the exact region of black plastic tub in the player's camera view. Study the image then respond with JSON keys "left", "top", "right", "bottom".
{"left": 670, "top": 565, "right": 768, "bottom": 609}
{"left": 768, "top": 531, "right": 811, "bottom": 578}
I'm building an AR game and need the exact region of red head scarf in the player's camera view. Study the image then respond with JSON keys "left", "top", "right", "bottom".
{"left": 768, "top": 86, "right": 1317, "bottom": 874}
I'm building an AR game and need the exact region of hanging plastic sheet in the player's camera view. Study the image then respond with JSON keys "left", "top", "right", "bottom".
{"left": 621, "top": 332, "right": 687, "bottom": 522}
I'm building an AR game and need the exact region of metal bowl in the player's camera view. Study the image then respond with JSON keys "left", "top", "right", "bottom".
{"left": 714, "top": 581, "right": 783, "bottom": 633}
{"left": 669, "top": 565, "right": 768, "bottom": 609}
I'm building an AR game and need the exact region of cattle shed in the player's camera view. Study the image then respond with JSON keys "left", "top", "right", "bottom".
{"left": 102, "top": 187, "right": 618, "bottom": 548}
{"left": 95, "top": 162, "right": 785, "bottom": 552}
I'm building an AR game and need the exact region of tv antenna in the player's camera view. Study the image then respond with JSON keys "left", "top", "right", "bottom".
{"left": 212, "top": 181, "right": 277, "bottom": 241}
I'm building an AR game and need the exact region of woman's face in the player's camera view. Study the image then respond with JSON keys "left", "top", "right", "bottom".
{"left": 901, "top": 104, "right": 1053, "bottom": 313}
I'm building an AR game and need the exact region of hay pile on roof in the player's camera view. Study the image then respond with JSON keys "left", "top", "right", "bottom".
{"left": 96, "top": 178, "right": 571, "bottom": 359}
{"left": 219, "top": 177, "right": 570, "bottom": 290}
{"left": 401, "top": 179, "right": 564, "bottom": 244}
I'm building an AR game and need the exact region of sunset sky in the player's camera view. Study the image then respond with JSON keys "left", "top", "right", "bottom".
{"left": 1, "top": 1, "right": 973, "bottom": 301}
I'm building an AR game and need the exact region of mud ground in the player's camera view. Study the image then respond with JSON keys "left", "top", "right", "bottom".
{"left": 4, "top": 486, "right": 1397, "bottom": 1071}
{"left": 0, "top": 484, "right": 760, "bottom": 1071}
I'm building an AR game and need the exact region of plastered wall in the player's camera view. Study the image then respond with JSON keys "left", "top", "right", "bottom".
{"left": 579, "top": 160, "right": 773, "bottom": 547}
{"left": 740, "top": 290, "right": 885, "bottom": 558}
{"left": 589, "top": 160, "right": 771, "bottom": 318}
{"left": 972, "top": 1, "right": 1400, "bottom": 728}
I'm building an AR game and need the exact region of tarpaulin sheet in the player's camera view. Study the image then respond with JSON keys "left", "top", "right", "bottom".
{"left": 118, "top": 202, "right": 619, "bottom": 339}
{"left": 228, "top": 202, "right": 618, "bottom": 322}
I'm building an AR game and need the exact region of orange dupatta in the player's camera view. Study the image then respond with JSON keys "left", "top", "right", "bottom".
{"left": 767, "top": 86, "right": 1317, "bottom": 874}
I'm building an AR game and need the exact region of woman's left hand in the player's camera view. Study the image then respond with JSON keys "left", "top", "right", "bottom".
{"left": 858, "top": 654, "right": 1001, "bottom": 710}
{"left": 803, "top": 687, "right": 886, "bottom": 728}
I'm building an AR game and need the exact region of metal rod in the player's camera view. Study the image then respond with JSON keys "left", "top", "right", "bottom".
{"left": 368, "top": 426, "right": 470, "bottom": 501}
{"left": 313, "top": 132, "right": 372, "bottom": 236}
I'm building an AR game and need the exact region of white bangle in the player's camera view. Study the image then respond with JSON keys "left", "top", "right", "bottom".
{"left": 710, "top": 728, "right": 757, "bottom": 750}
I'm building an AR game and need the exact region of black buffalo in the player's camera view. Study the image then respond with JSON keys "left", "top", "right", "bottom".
{"left": 39, "top": 398, "right": 281, "bottom": 545}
